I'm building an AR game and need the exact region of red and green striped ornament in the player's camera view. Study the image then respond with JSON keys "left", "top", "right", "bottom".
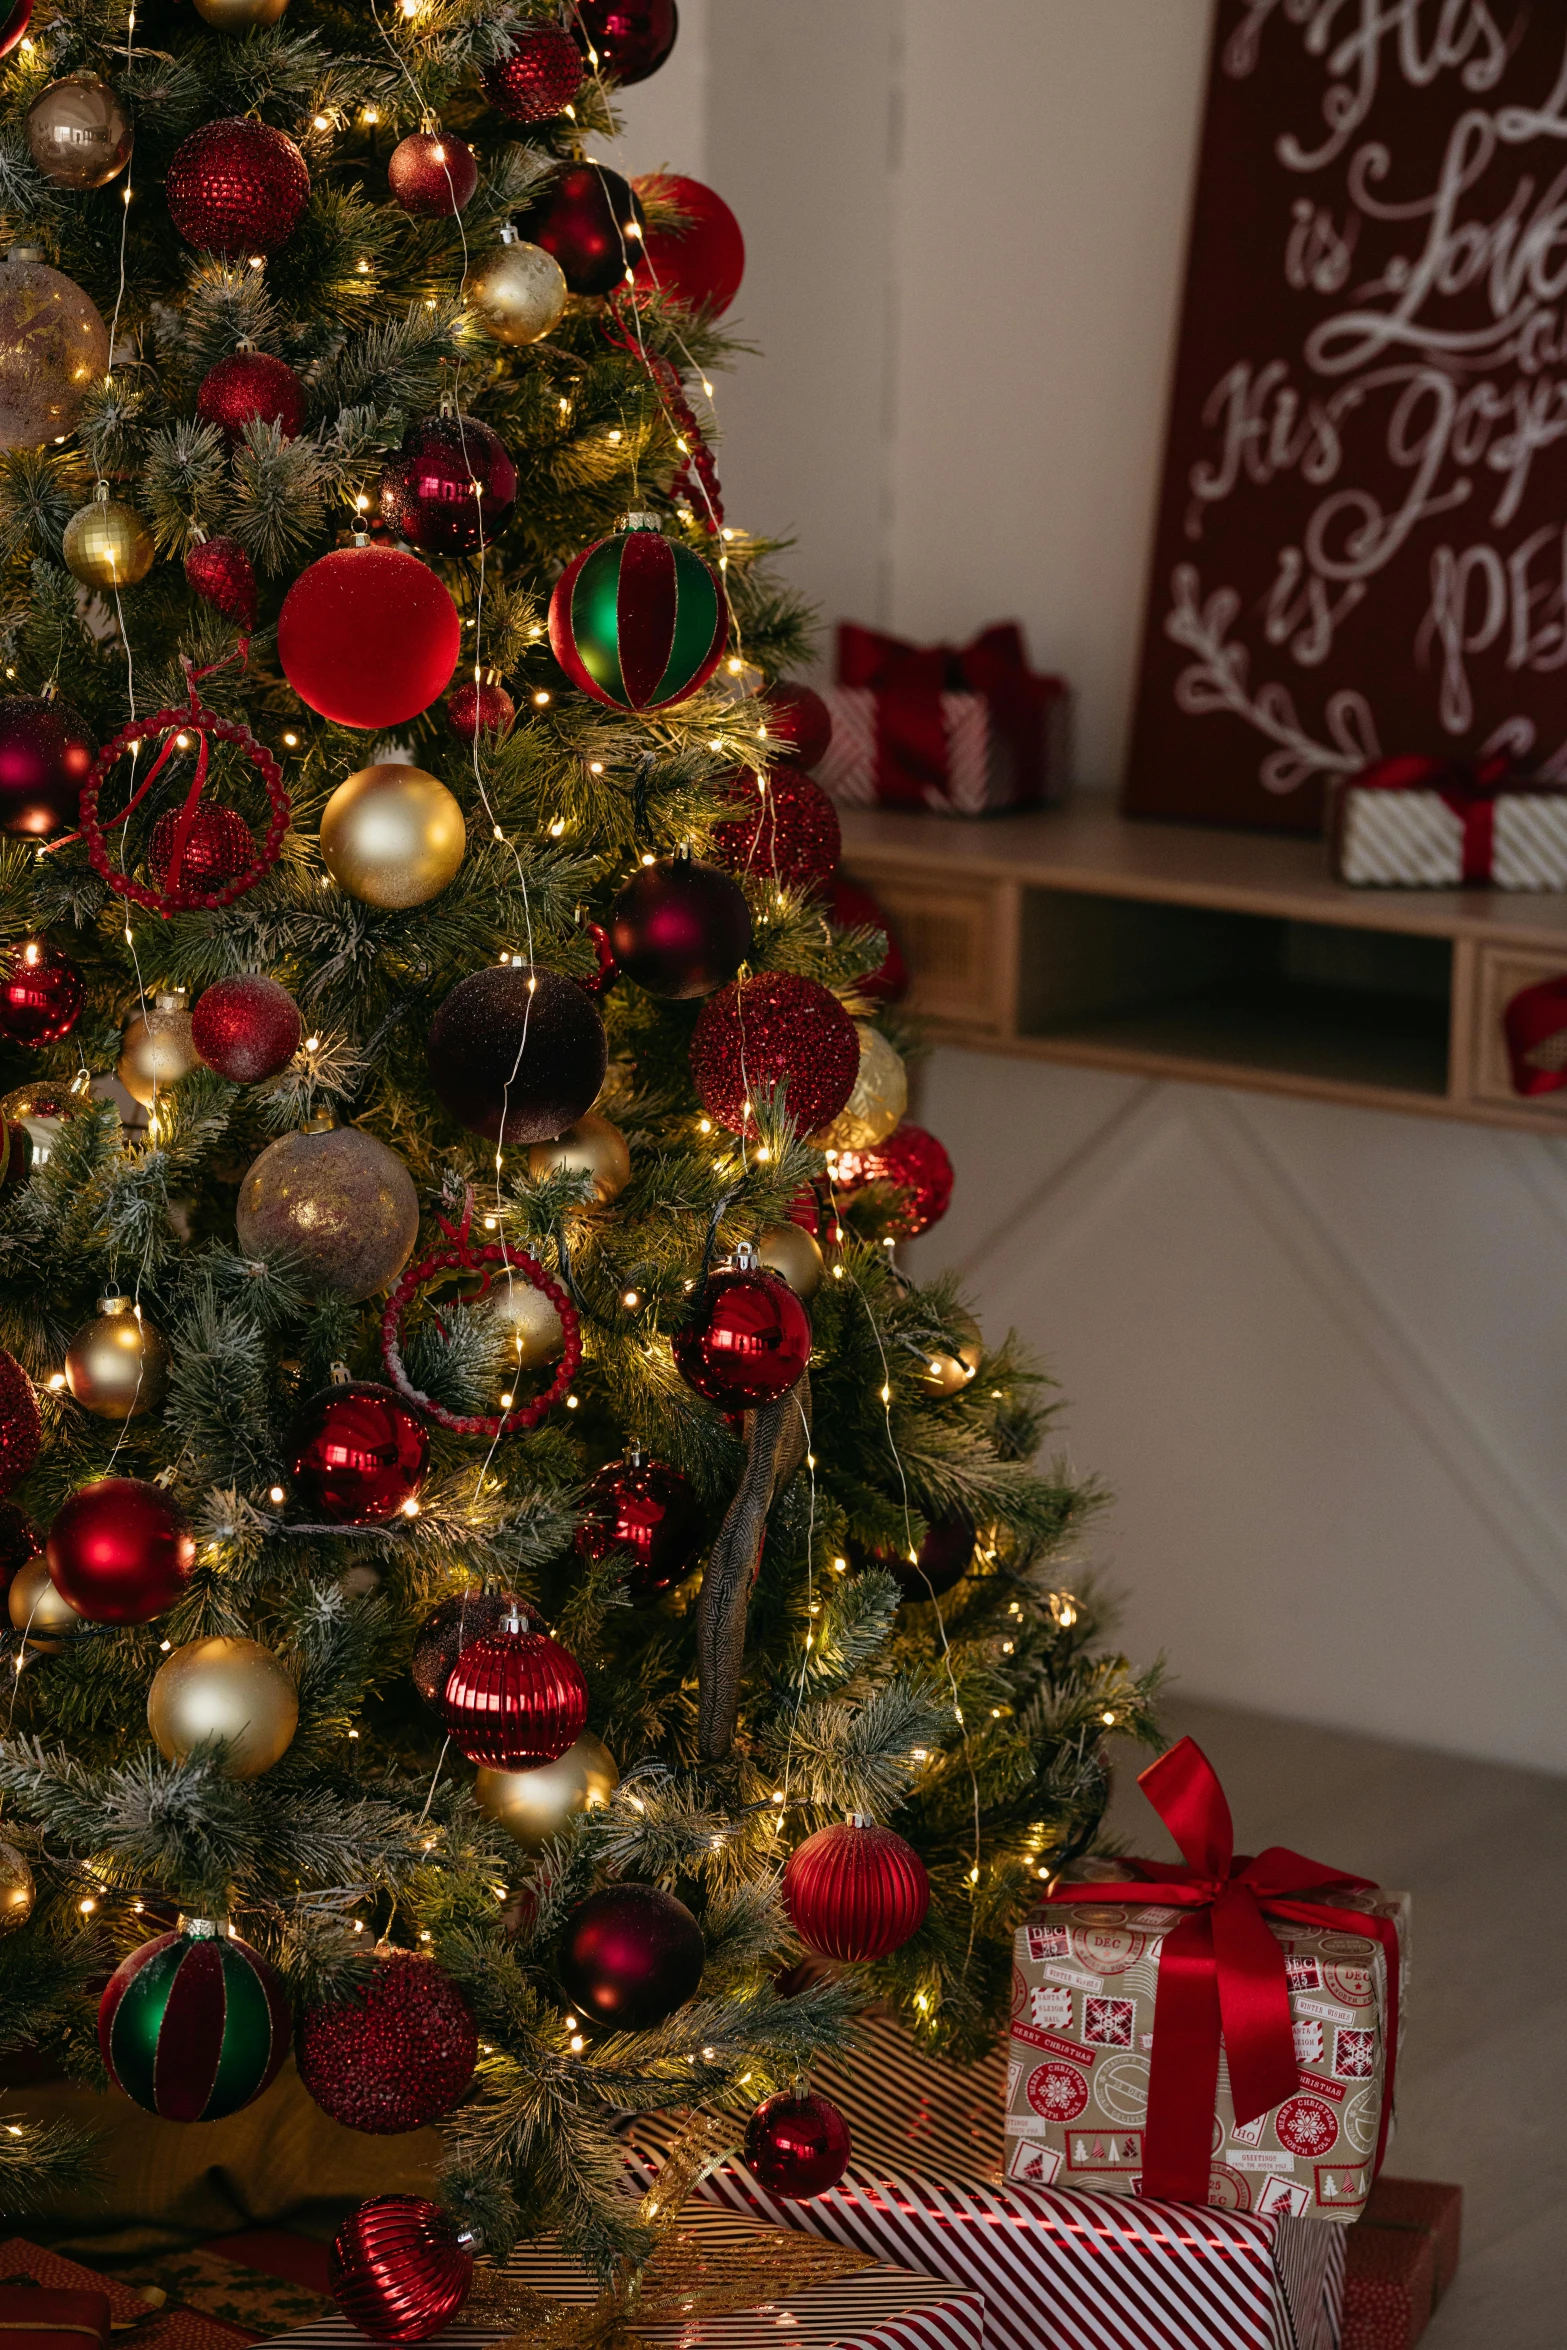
{"left": 98, "top": 1921, "right": 291, "bottom": 2121}
{"left": 548, "top": 514, "right": 727, "bottom": 712}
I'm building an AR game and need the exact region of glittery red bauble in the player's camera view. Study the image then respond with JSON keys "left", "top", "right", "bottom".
{"left": 446, "top": 677, "right": 515, "bottom": 741}
{"left": 380, "top": 414, "right": 516, "bottom": 558}
{"left": 672, "top": 1262, "right": 811, "bottom": 1410}
{"left": 291, "top": 1382, "right": 429, "bottom": 1526}
{"left": 0, "top": 3, "right": 31, "bottom": 64}
{"left": 557, "top": 1883, "right": 704, "bottom": 2029}
{"left": 386, "top": 131, "right": 478, "bottom": 217}
{"left": 167, "top": 119, "right": 309, "bottom": 256}
{"left": 329, "top": 2197, "right": 473, "bottom": 2344}
{"left": 0, "top": 941, "right": 82, "bottom": 1047}
{"left": 573, "top": 0, "right": 679, "bottom": 84}
{"left": 184, "top": 536, "right": 258, "bottom": 630}
{"left": 609, "top": 858, "right": 751, "bottom": 1000}
{"left": 630, "top": 172, "right": 744, "bottom": 314}
{"left": 410, "top": 1589, "right": 519, "bottom": 1709}
{"left": 0, "top": 1502, "right": 41, "bottom": 1588}
{"left": 47, "top": 1477, "right": 195, "bottom": 1625}
{"left": 711, "top": 769, "right": 840, "bottom": 891}
{"left": 830, "top": 1123, "right": 953, "bottom": 1239}
{"left": 149, "top": 804, "right": 254, "bottom": 893}
{"left": 761, "top": 683, "right": 833, "bottom": 771}
{"left": 745, "top": 2091, "right": 852, "bottom": 2200}
{"left": 830, "top": 878, "right": 906, "bottom": 1002}
{"left": 484, "top": 27, "right": 584, "bottom": 122}
{"left": 515, "top": 162, "right": 643, "bottom": 297}
{"left": 690, "top": 973, "right": 858, "bottom": 1137}
{"left": 0, "top": 695, "right": 94, "bottom": 837}
{"left": 191, "top": 974, "right": 302, "bottom": 1083}
{"left": 427, "top": 965, "right": 606, "bottom": 1146}
{"left": 0, "top": 1352, "right": 40, "bottom": 1500}
{"left": 440, "top": 1617, "right": 588, "bottom": 1769}
{"left": 197, "top": 351, "right": 307, "bottom": 443}
{"left": 298, "top": 1954, "right": 476, "bottom": 2135}
{"left": 784, "top": 1818, "right": 930, "bottom": 1961}
{"left": 278, "top": 545, "right": 461, "bottom": 730}
{"left": 576, "top": 1456, "right": 702, "bottom": 1602}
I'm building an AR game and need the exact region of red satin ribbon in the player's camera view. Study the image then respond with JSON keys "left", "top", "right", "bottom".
{"left": 1350, "top": 752, "right": 1521, "bottom": 883}
{"left": 1045, "top": 1737, "right": 1402, "bottom": 2205}
{"left": 835, "top": 622, "right": 1060, "bottom": 809}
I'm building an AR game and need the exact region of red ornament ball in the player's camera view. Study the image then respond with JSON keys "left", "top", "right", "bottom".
{"left": 484, "top": 27, "right": 584, "bottom": 122}
{"left": 573, "top": 0, "right": 679, "bottom": 85}
{"left": 185, "top": 536, "right": 258, "bottom": 631}
{"left": 761, "top": 683, "right": 833, "bottom": 771}
{"left": 191, "top": 974, "right": 302, "bottom": 1084}
{"left": 710, "top": 768, "right": 840, "bottom": 891}
{"left": 278, "top": 545, "right": 461, "bottom": 730}
{"left": 830, "top": 1123, "right": 953, "bottom": 1240}
{"left": 441, "top": 1615, "right": 588, "bottom": 1769}
{"left": 427, "top": 965, "right": 606, "bottom": 1146}
{"left": 515, "top": 162, "right": 643, "bottom": 298}
{"left": 0, "top": 4, "right": 30, "bottom": 64}
{"left": 0, "top": 940, "right": 82, "bottom": 1047}
{"left": 630, "top": 172, "right": 744, "bottom": 315}
{"left": 46, "top": 1478, "right": 195, "bottom": 1625}
{"left": 446, "top": 676, "right": 515, "bottom": 741}
{"left": 745, "top": 2091, "right": 852, "bottom": 2200}
{"left": 329, "top": 2197, "right": 473, "bottom": 2345}
{"left": 290, "top": 1382, "right": 428, "bottom": 1526}
{"left": 149, "top": 803, "right": 254, "bottom": 894}
{"left": 784, "top": 1818, "right": 930, "bottom": 1961}
{"left": 673, "top": 1258, "right": 811, "bottom": 1410}
{"left": 830, "top": 878, "right": 906, "bottom": 1002}
{"left": 609, "top": 858, "right": 752, "bottom": 1000}
{"left": 298, "top": 1954, "right": 476, "bottom": 2135}
{"left": 690, "top": 973, "right": 859, "bottom": 1137}
{"left": 579, "top": 919, "right": 618, "bottom": 997}
{"left": 0, "top": 1351, "right": 40, "bottom": 1499}
{"left": 380, "top": 413, "right": 516, "bottom": 559}
{"left": 410, "top": 1588, "right": 519, "bottom": 1709}
{"left": 0, "top": 695, "right": 94, "bottom": 837}
{"left": 387, "top": 131, "right": 477, "bottom": 217}
{"left": 167, "top": 118, "right": 309, "bottom": 256}
{"left": 557, "top": 1882, "right": 704, "bottom": 2029}
{"left": 197, "top": 350, "right": 307, "bottom": 443}
{"left": 575, "top": 1455, "right": 703, "bottom": 1603}
{"left": 859, "top": 1513, "right": 976, "bottom": 1601}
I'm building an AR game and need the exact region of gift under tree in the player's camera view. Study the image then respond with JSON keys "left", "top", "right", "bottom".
{"left": 0, "top": 0, "right": 1159, "bottom": 2318}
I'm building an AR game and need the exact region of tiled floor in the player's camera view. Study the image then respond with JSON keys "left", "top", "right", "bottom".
{"left": 1105, "top": 1698, "right": 1567, "bottom": 2349}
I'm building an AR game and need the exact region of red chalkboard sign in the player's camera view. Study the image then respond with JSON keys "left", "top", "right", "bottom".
{"left": 1125, "top": 1, "right": 1567, "bottom": 834}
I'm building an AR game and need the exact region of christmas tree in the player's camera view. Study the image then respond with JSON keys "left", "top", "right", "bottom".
{"left": 0, "top": 0, "right": 1160, "bottom": 2291}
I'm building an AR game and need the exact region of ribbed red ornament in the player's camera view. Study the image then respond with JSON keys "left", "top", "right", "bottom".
{"left": 0, "top": 1351, "right": 40, "bottom": 1498}
{"left": 783, "top": 1817, "right": 930, "bottom": 1961}
{"left": 440, "top": 1616, "right": 587, "bottom": 1768}
{"left": 689, "top": 973, "right": 859, "bottom": 1137}
{"left": 298, "top": 1954, "right": 476, "bottom": 2135}
{"left": 0, "top": 940, "right": 82, "bottom": 1046}
{"left": 483, "top": 27, "right": 584, "bottom": 122}
{"left": 745, "top": 2090, "right": 852, "bottom": 2199}
{"left": 446, "top": 676, "right": 515, "bottom": 741}
{"left": 150, "top": 804, "right": 253, "bottom": 893}
{"left": 197, "top": 351, "right": 307, "bottom": 443}
{"left": 184, "top": 536, "right": 258, "bottom": 630}
{"left": 329, "top": 2197, "right": 472, "bottom": 2344}
{"left": 387, "top": 131, "right": 478, "bottom": 218}
{"left": 710, "top": 767, "right": 840, "bottom": 891}
{"left": 191, "top": 974, "right": 302, "bottom": 1084}
{"left": 166, "top": 119, "right": 309, "bottom": 256}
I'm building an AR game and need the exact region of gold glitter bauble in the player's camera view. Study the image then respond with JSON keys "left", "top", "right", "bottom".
{"left": 757, "top": 1221, "right": 824, "bottom": 1299}
{"left": 469, "top": 232, "right": 568, "bottom": 347}
{"left": 475, "top": 1732, "right": 619, "bottom": 1851}
{"left": 26, "top": 75, "right": 133, "bottom": 191}
{"left": 0, "top": 1847, "right": 34, "bottom": 1933}
{"left": 7, "top": 1552, "right": 80, "bottom": 1652}
{"left": 527, "top": 1112, "right": 630, "bottom": 1205}
{"left": 63, "top": 493, "right": 155, "bottom": 589}
{"left": 192, "top": 0, "right": 291, "bottom": 24}
{"left": 0, "top": 251, "right": 110, "bottom": 451}
{"left": 65, "top": 1295, "right": 169, "bottom": 1420}
{"left": 118, "top": 990, "right": 198, "bottom": 1107}
{"left": 482, "top": 1272, "right": 565, "bottom": 1374}
{"left": 320, "top": 763, "right": 466, "bottom": 910}
{"left": 815, "top": 1023, "right": 907, "bottom": 1152}
{"left": 236, "top": 1121, "right": 419, "bottom": 1301}
{"left": 147, "top": 1636, "right": 298, "bottom": 1778}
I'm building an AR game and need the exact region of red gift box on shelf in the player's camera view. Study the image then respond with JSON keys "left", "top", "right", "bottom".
{"left": 816, "top": 623, "right": 1071, "bottom": 816}
{"left": 1332, "top": 753, "right": 1567, "bottom": 887}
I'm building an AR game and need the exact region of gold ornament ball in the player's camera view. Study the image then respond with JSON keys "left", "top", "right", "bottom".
{"left": 474, "top": 1732, "right": 619, "bottom": 1851}
{"left": 527, "top": 1113, "right": 631, "bottom": 1205}
{"left": 26, "top": 75, "right": 134, "bottom": 191}
{"left": 0, "top": 1847, "right": 34, "bottom": 1934}
{"left": 236, "top": 1120, "right": 420, "bottom": 1302}
{"left": 757, "top": 1221, "right": 824, "bottom": 1300}
{"left": 118, "top": 990, "right": 198, "bottom": 1108}
{"left": 469, "top": 232, "right": 568, "bottom": 348}
{"left": 481, "top": 1273, "right": 565, "bottom": 1374}
{"left": 7, "top": 1552, "right": 81, "bottom": 1653}
{"left": 0, "top": 1079, "right": 75, "bottom": 1173}
{"left": 320, "top": 763, "right": 466, "bottom": 911}
{"left": 815, "top": 1023, "right": 907, "bottom": 1153}
{"left": 914, "top": 1340, "right": 983, "bottom": 1397}
{"left": 192, "top": 0, "right": 291, "bottom": 24}
{"left": 0, "top": 249, "right": 111, "bottom": 452}
{"left": 148, "top": 1636, "right": 299, "bottom": 1779}
{"left": 65, "top": 1295, "right": 169, "bottom": 1421}
{"left": 63, "top": 494, "right": 155, "bottom": 589}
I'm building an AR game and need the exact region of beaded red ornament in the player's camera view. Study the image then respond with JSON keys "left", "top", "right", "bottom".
{"left": 0, "top": 939, "right": 82, "bottom": 1047}
{"left": 0, "top": 1350, "right": 40, "bottom": 1498}
{"left": 191, "top": 974, "right": 302, "bottom": 1083}
{"left": 483, "top": 27, "right": 583, "bottom": 122}
{"left": 689, "top": 972, "right": 859, "bottom": 1137}
{"left": 381, "top": 1195, "right": 580, "bottom": 1439}
{"left": 783, "top": 1817, "right": 930, "bottom": 1961}
{"left": 184, "top": 536, "right": 258, "bottom": 630}
{"left": 710, "top": 767, "right": 840, "bottom": 891}
{"left": 197, "top": 351, "right": 307, "bottom": 443}
{"left": 446, "top": 675, "right": 515, "bottom": 741}
{"left": 149, "top": 803, "right": 252, "bottom": 892}
{"left": 166, "top": 118, "right": 309, "bottom": 255}
{"left": 298, "top": 1953, "right": 476, "bottom": 2135}
{"left": 440, "top": 1608, "right": 588, "bottom": 1769}
{"left": 329, "top": 2197, "right": 472, "bottom": 2344}
{"left": 387, "top": 130, "right": 477, "bottom": 217}
{"left": 828, "top": 1123, "right": 953, "bottom": 1240}
{"left": 745, "top": 2090, "right": 852, "bottom": 2200}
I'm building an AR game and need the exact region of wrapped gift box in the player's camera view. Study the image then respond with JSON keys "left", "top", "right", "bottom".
{"left": 816, "top": 624, "right": 1071, "bottom": 817}
{"left": 1360, "top": 2179, "right": 1460, "bottom": 2302}
{"left": 0, "top": 2290, "right": 111, "bottom": 2350}
{"left": 1342, "top": 2179, "right": 1463, "bottom": 2350}
{"left": 1332, "top": 755, "right": 1567, "bottom": 887}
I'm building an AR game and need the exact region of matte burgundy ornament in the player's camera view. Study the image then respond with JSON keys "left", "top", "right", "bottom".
{"left": 609, "top": 857, "right": 751, "bottom": 1000}
{"left": 197, "top": 350, "right": 307, "bottom": 443}
{"left": 386, "top": 130, "right": 477, "bottom": 217}
{"left": 0, "top": 695, "right": 95, "bottom": 837}
{"left": 710, "top": 768, "right": 840, "bottom": 891}
{"left": 557, "top": 1882, "right": 704, "bottom": 2029}
{"left": 291, "top": 1381, "right": 429, "bottom": 1525}
{"left": 0, "top": 1352, "right": 40, "bottom": 1499}
{"left": 440, "top": 1612, "right": 588, "bottom": 1768}
{"left": 745, "top": 2090, "right": 852, "bottom": 2200}
{"left": 427, "top": 965, "right": 606, "bottom": 1146}
{"left": 760, "top": 683, "right": 833, "bottom": 771}
{"left": 184, "top": 536, "right": 258, "bottom": 630}
{"left": 484, "top": 27, "right": 584, "bottom": 123}
{"left": 827, "top": 1123, "right": 953, "bottom": 1240}
{"left": 446, "top": 675, "right": 515, "bottom": 741}
{"left": 573, "top": 0, "right": 679, "bottom": 85}
{"left": 380, "top": 413, "right": 516, "bottom": 558}
{"left": 575, "top": 1453, "right": 703, "bottom": 1602}
{"left": 783, "top": 1817, "right": 930, "bottom": 1961}
{"left": 298, "top": 1953, "right": 476, "bottom": 2134}
{"left": 410, "top": 1588, "right": 520, "bottom": 1709}
{"left": 150, "top": 803, "right": 253, "bottom": 893}
{"left": 689, "top": 973, "right": 859, "bottom": 1137}
{"left": 278, "top": 545, "right": 461, "bottom": 730}
{"left": 0, "top": 940, "right": 82, "bottom": 1047}
{"left": 329, "top": 2197, "right": 473, "bottom": 2344}
{"left": 870, "top": 1512, "right": 977, "bottom": 1601}
{"left": 47, "top": 1478, "right": 196, "bottom": 1625}
{"left": 166, "top": 118, "right": 309, "bottom": 255}
{"left": 515, "top": 162, "right": 643, "bottom": 297}
{"left": 630, "top": 171, "right": 743, "bottom": 314}
{"left": 191, "top": 974, "right": 302, "bottom": 1083}
{"left": 672, "top": 1248, "right": 811, "bottom": 1411}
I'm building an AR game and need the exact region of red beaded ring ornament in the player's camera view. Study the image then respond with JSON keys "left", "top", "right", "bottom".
{"left": 381, "top": 1192, "right": 580, "bottom": 1437}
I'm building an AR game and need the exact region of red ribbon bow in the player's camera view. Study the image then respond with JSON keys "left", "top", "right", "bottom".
{"left": 1349, "top": 751, "right": 1523, "bottom": 882}
{"left": 835, "top": 622, "right": 1061, "bottom": 810}
{"left": 1045, "top": 1738, "right": 1401, "bottom": 2204}
{"left": 1503, "top": 976, "right": 1567, "bottom": 1096}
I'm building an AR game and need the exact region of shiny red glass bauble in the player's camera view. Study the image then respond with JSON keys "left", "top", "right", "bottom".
{"left": 629, "top": 171, "right": 743, "bottom": 314}
{"left": 298, "top": 1953, "right": 477, "bottom": 2135}
{"left": 573, "top": 0, "right": 679, "bottom": 85}
{"left": 483, "top": 27, "right": 584, "bottom": 122}
{"left": 167, "top": 118, "right": 309, "bottom": 255}
{"left": 149, "top": 804, "right": 254, "bottom": 893}
{"left": 197, "top": 350, "right": 307, "bottom": 442}
{"left": 710, "top": 767, "right": 840, "bottom": 891}
{"left": 745, "top": 2090, "right": 852, "bottom": 2199}
{"left": 0, "top": 940, "right": 82, "bottom": 1047}
{"left": 0, "top": 695, "right": 94, "bottom": 837}
{"left": 673, "top": 1262, "right": 811, "bottom": 1410}
{"left": 760, "top": 683, "right": 833, "bottom": 771}
{"left": 828, "top": 1123, "right": 953, "bottom": 1239}
{"left": 380, "top": 414, "right": 516, "bottom": 558}
{"left": 689, "top": 973, "right": 859, "bottom": 1137}
{"left": 783, "top": 1818, "right": 930, "bottom": 1961}
{"left": 47, "top": 1477, "right": 196, "bottom": 1624}
{"left": 446, "top": 677, "right": 515, "bottom": 741}
{"left": 0, "top": 1352, "right": 40, "bottom": 1500}
{"left": 277, "top": 545, "right": 461, "bottom": 731}
{"left": 329, "top": 2196, "right": 473, "bottom": 2344}
{"left": 575, "top": 1455, "right": 703, "bottom": 1602}
{"left": 578, "top": 920, "right": 618, "bottom": 997}
{"left": 191, "top": 974, "right": 302, "bottom": 1084}
{"left": 410, "top": 1588, "right": 520, "bottom": 1709}
{"left": 427, "top": 965, "right": 606, "bottom": 1146}
{"left": 829, "top": 877, "right": 907, "bottom": 1002}
{"left": 557, "top": 1882, "right": 704, "bottom": 2029}
{"left": 184, "top": 535, "right": 258, "bottom": 630}
{"left": 291, "top": 1382, "right": 429, "bottom": 1525}
{"left": 386, "top": 131, "right": 478, "bottom": 217}
{"left": 440, "top": 1618, "right": 588, "bottom": 1768}
{"left": 609, "top": 857, "right": 752, "bottom": 1001}
{"left": 514, "top": 162, "right": 643, "bottom": 297}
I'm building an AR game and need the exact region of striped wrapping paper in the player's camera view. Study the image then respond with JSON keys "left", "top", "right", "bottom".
{"left": 1334, "top": 784, "right": 1567, "bottom": 886}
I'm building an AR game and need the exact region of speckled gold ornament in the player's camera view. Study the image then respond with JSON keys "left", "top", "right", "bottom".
{"left": 192, "top": 0, "right": 291, "bottom": 23}
{"left": 474, "top": 1731, "right": 619, "bottom": 1851}
{"left": 757, "top": 1220, "right": 824, "bottom": 1299}
{"left": 469, "top": 227, "right": 568, "bottom": 347}
{"left": 0, "top": 249, "right": 110, "bottom": 451}
{"left": 63, "top": 489, "right": 155, "bottom": 588}
{"left": 0, "top": 1846, "right": 34, "bottom": 1933}
{"left": 118, "top": 990, "right": 198, "bottom": 1107}
{"left": 26, "top": 74, "right": 133, "bottom": 191}
{"left": 236, "top": 1118, "right": 419, "bottom": 1301}
{"left": 7, "top": 1551, "right": 80, "bottom": 1652}
{"left": 65, "top": 1295, "right": 169, "bottom": 1420}
{"left": 483, "top": 1271, "right": 566, "bottom": 1374}
{"left": 320, "top": 762, "right": 466, "bottom": 910}
{"left": 147, "top": 1635, "right": 298, "bottom": 1777}
{"left": 814, "top": 1022, "right": 907, "bottom": 1152}
{"left": 527, "top": 1112, "right": 630, "bottom": 1205}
